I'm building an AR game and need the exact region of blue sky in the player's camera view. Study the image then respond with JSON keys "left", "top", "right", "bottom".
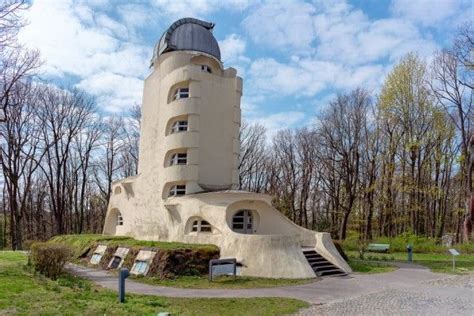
{"left": 19, "top": 0, "right": 472, "bottom": 137}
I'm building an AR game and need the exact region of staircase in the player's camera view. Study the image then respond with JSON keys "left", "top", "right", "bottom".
{"left": 302, "top": 248, "right": 347, "bottom": 277}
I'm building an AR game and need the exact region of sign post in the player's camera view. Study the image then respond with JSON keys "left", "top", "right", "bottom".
{"left": 448, "top": 249, "right": 460, "bottom": 271}
{"left": 119, "top": 268, "right": 130, "bottom": 303}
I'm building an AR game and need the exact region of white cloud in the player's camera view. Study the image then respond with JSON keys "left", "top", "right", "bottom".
{"left": 247, "top": 111, "right": 306, "bottom": 139}
{"left": 243, "top": 1, "right": 317, "bottom": 51}
{"left": 151, "top": 0, "right": 252, "bottom": 20}
{"left": 390, "top": 0, "right": 464, "bottom": 26}
{"left": 18, "top": 0, "right": 151, "bottom": 113}
{"left": 219, "top": 34, "right": 247, "bottom": 64}
{"left": 76, "top": 72, "right": 143, "bottom": 113}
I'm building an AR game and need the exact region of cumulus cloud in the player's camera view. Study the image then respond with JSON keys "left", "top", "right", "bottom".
{"left": 151, "top": 0, "right": 252, "bottom": 20}
{"left": 76, "top": 72, "right": 143, "bottom": 113}
{"left": 390, "top": 0, "right": 465, "bottom": 26}
{"left": 219, "top": 34, "right": 247, "bottom": 64}
{"left": 243, "top": 1, "right": 317, "bottom": 51}
{"left": 246, "top": 111, "right": 307, "bottom": 139}
{"left": 18, "top": 0, "right": 151, "bottom": 113}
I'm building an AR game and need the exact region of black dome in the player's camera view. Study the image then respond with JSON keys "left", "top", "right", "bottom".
{"left": 152, "top": 18, "right": 221, "bottom": 65}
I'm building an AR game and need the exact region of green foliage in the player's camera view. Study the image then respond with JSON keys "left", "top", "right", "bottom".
{"left": 30, "top": 242, "right": 73, "bottom": 280}
{"left": 346, "top": 251, "right": 474, "bottom": 274}
{"left": 341, "top": 232, "right": 474, "bottom": 254}
{"left": 0, "top": 251, "right": 308, "bottom": 315}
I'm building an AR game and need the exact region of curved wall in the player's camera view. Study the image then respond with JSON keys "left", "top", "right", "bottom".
{"left": 137, "top": 51, "right": 241, "bottom": 198}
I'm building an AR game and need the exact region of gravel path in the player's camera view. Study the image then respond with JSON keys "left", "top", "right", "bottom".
{"left": 66, "top": 262, "right": 472, "bottom": 313}
{"left": 295, "top": 274, "right": 474, "bottom": 316}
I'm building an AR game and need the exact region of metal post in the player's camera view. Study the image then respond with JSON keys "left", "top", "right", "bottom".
{"left": 119, "top": 268, "right": 130, "bottom": 303}
{"left": 406, "top": 245, "right": 413, "bottom": 263}
{"left": 452, "top": 255, "right": 455, "bottom": 271}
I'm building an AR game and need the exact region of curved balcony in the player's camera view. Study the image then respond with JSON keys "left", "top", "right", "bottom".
{"left": 164, "top": 131, "right": 199, "bottom": 150}
{"left": 164, "top": 97, "right": 200, "bottom": 118}
{"left": 161, "top": 164, "right": 199, "bottom": 183}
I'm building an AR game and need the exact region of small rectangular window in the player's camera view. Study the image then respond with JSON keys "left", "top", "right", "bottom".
{"left": 171, "top": 121, "right": 188, "bottom": 133}
{"left": 201, "top": 65, "right": 212, "bottom": 73}
{"left": 169, "top": 184, "right": 186, "bottom": 197}
{"left": 117, "top": 214, "right": 123, "bottom": 226}
{"left": 170, "top": 153, "right": 187, "bottom": 166}
{"left": 174, "top": 88, "right": 189, "bottom": 100}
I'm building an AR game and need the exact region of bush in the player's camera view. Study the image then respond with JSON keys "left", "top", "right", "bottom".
{"left": 30, "top": 242, "right": 73, "bottom": 280}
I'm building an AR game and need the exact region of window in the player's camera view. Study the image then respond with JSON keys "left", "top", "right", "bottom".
{"left": 90, "top": 253, "right": 103, "bottom": 264}
{"left": 191, "top": 219, "right": 212, "bottom": 233}
{"left": 200, "top": 65, "right": 212, "bottom": 73}
{"left": 117, "top": 213, "right": 123, "bottom": 226}
{"left": 173, "top": 87, "right": 189, "bottom": 100}
{"left": 170, "top": 153, "right": 187, "bottom": 166}
{"left": 232, "top": 210, "right": 253, "bottom": 234}
{"left": 169, "top": 184, "right": 186, "bottom": 197}
{"left": 133, "top": 260, "right": 148, "bottom": 274}
{"left": 109, "top": 256, "right": 122, "bottom": 269}
{"left": 171, "top": 120, "right": 188, "bottom": 133}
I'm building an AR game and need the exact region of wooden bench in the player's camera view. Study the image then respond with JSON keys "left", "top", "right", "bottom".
{"left": 367, "top": 243, "right": 390, "bottom": 253}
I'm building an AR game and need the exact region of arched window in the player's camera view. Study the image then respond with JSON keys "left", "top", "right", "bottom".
{"left": 170, "top": 152, "right": 187, "bottom": 166}
{"left": 114, "top": 186, "right": 122, "bottom": 194}
{"left": 191, "top": 219, "right": 212, "bottom": 233}
{"left": 173, "top": 87, "right": 189, "bottom": 101}
{"left": 171, "top": 120, "right": 188, "bottom": 133}
{"left": 232, "top": 210, "right": 253, "bottom": 234}
{"left": 200, "top": 65, "right": 212, "bottom": 73}
{"left": 117, "top": 213, "right": 124, "bottom": 226}
{"left": 169, "top": 184, "right": 186, "bottom": 197}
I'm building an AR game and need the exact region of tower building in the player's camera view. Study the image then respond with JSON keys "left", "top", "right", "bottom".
{"left": 104, "top": 18, "right": 350, "bottom": 278}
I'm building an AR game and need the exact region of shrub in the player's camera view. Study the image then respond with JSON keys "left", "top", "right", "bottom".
{"left": 30, "top": 242, "right": 73, "bottom": 280}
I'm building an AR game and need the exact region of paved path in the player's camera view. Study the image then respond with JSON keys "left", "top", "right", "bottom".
{"left": 66, "top": 262, "right": 471, "bottom": 308}
{"left": 296, "top": 274, "right": 474, "bottom": 315}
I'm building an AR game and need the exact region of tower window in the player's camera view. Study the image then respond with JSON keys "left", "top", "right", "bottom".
{"left": 117, "top": 213, "right": 123, "bottom": 226}
{"left": 200, "top": 65, "right": 212, "bottom": 73}
{"left": 169, "top": 184, "right": 186, "bottom": 197}
{"left": 191, "top": 219, "right": 212, "bottom": 232}
{"left": 173, "top": 87, "right": 189, "bottom": 100}
{"left": 171, "top": 120, "right": 188, "bottom": 133}
{"left": 170, "top": 153, "right": 187, "bottom": 166}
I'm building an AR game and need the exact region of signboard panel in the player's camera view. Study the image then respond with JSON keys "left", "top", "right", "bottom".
{"left": 209, "top": 258, "right": 237, "bottom": 281}
{"left": 448, "top": 249, "right": 460, "bottom": 256}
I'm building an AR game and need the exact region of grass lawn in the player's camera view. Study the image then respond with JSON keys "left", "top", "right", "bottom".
{"left": 346, "top": 251, "right": 474, "bottom": 274}
{"left": 132, "top": 274, "right": 315, "bottom": 289}
{"left": 348, "top": 259, "right": 397, "bottom": 274}
{"left": 0, "top": 251, "right": 308, "bottom": 316}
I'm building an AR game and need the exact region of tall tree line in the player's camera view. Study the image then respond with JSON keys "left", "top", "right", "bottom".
{"left": 0, "top": 2, "right": 471, "bottom": 249}
{"left": 240, "top": 26, "right": 473, "bottom": 242}
{"left": 0, "top": 1, "right": 141, "bottom": 249}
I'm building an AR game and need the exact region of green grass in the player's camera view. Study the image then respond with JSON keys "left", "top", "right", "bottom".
{"left": 348, "top": 259, "right": 397, "bottom": 274}
{"left": 132, "top": 274, "right": 315, "bottom": 289}
{"left": 346, "top": 251, "right": 474, "bottom": 274}
{"left": 0, "top": 251, "right": 308, "bottom": 316}
{"left": 340, "top": 231, "right": 474, "bottom": 254}
{"left": 50, "top": 234, "right": 218, "bottom": 257}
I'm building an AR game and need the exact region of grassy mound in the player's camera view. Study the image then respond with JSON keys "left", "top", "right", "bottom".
{"left": 50, "top": 234, "right": 218, "bottom": 257}
{"left": 50, "top": 234, "right": 220, "bottom": 279}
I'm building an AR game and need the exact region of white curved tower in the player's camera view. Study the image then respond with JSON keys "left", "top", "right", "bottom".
{"left": 138, "top": 18, "right": 242, "bottom": 199}
{"left": 104, "top": 18, "right": 350, "bottom": 279}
